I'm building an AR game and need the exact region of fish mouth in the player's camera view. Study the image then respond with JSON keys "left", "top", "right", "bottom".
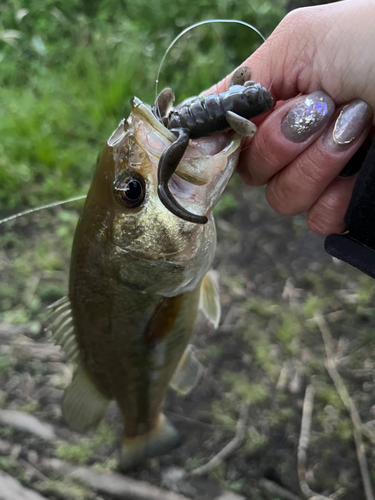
{"left": 130, "top": 98, "right": 242, "bottom": 220}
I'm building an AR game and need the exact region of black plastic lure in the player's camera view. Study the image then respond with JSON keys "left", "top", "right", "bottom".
{"left": 152, "top": 66, "right": 273, "bottom": 224}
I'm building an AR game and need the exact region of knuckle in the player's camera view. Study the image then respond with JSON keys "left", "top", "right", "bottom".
{"left": 306, "top": 193, "right": 346, "bottom": 236}
{"left": 281, "top": 8, "right": 305, "bottom": 31}
{"left": 248, "top": 134, "right": 281, "bottom": 186}
{"left": 264, "top": 145, "right": 338, "bottom": 217}
{"left": 265, "top": 180, "right": 299, "bottom": 217}
{"left": 276, "top": 9, "right": 311, "bottom": 47}
{"left": 306, "top": 213, "right": 333, "bottom": 237}
{"left": 237, "top": 166, "right": 254, "bottom": 186}
{"left": 296, "top": 148, "right": 332, "bottom": 190}
{"left": 269, "top": 7, "right": 322, "bottom": 95}
{"left": 281, "top": 6, "right": 319, "bottom": 33}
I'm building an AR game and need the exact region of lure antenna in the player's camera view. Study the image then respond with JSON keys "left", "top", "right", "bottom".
{"left": 155, "top": 18, "right": 266, "bottom": 106}
{"left": 0, "top": 195, "right": 86, "bottom": 226}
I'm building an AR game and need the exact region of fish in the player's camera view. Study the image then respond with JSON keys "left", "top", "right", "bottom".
{"left": 44, "top": 93, "right": 251, "bottom": 470}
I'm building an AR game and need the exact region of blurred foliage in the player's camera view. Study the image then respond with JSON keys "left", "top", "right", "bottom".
{"left": 0, "top": 0, "right": 286, "bottom": 211}
{"left": 0, "top": 0, "right": 287, "bottom": 320}
{"left": 0, "top": 3, "right": 371, "bottom": 498}
{"left": 55, "top": 422, "right": 115, "bottom": 464}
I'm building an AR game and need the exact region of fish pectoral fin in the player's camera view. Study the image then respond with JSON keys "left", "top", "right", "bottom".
{"left": 62, "top": 366, "right": 110, "bottom": 432}
{"left": 169, "top": 345, "right": 203, "bottom": 396}
{"left": 121, "top": 415, "right": 179, "bottom": 471}
{"left": 199, "top": 271, "right": 221, "bottom": 329}
{"left": 226, "top": 111, "right": 257, "bottom": 137}
{"left": 44, "top": 296, "right": 80, "bottom": 363}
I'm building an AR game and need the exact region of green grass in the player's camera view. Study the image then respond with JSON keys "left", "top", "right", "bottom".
{"left": 55, "top": 423, "right": 115, "bottom": 464}
{"left": 0, "top": 0, "right": 286, "bottom": 213}
{"left": 0, "top": 0, "right": 287, "bottom": 324}
{"left": 42, "top": 480, "right": 95, "bottom": 500}
{"left": 0, "top": 354, "right": 12, "bottom": 375}
{"left": 223, "top": 373, "right": 269, "bottom": 406}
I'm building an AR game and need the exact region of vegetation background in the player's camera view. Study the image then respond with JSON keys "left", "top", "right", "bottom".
{"left": 1, "top": 1, "right": 375, "bottom": 500}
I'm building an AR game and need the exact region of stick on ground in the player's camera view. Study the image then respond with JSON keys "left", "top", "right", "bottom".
{"left": 314, "top": 314, "right": 374, "bottom": 500}
{"left": 190, "top": 406, "right": 248, "bottom": 476}
{"left": 297, "top": 384, "right": 329, "bottom": 500}
{"left": 259, "top": 478, "right": 302, "bottom": 500}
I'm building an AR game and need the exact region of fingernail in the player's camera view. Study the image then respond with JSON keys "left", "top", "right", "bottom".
{"left": 281, "top": 91, "right": 335, "bottom": 143}
{"left": 339, "top": 146, "right": 368, "bottom": 177}
{"left": 332, "top": 99, "right": 372, "bottom": 146}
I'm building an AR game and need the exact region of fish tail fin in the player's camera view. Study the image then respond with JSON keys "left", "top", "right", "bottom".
{"left": 120, "top": 415, "right": 180, "bottom": 470}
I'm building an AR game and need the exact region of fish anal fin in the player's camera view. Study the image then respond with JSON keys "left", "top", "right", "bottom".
{"left": 169, "top": 345, "right": 203, "bottom": 396}
{"left": 121, "top": 415, "right": 179, "bottom": 471}
{"left": 62, "top": 366, "right": 110, "bottom": 432}
{"left": 199, "top": 271, "right": 221, "bottom": 329}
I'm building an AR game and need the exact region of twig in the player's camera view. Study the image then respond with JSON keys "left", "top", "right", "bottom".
{"left": 19, "top": 458, "right": 49, "bottom": 482}
{"left": 42, "top": 459, "right": 190, "bottom": 500}
{"left": 216, "top": 324, "right": 242, "bottom": 335}
{"left": 165, "top": 410, "right": 215, "bottom": 429}
{"left": 305, "top": 310, "right": 345, "bottom": 326}
{"left": 314, "top": 314, "right": 374, "bottom": 500}
{"left": 0, "top": 470, "right": 48, "bottom": 500}
{"left": 297, "top": 384, "right": 329, "bottom": 500}
{"left": 329, "top": 487, "right": 346, "bottom": 499}
{"left": 190, "top": 406, "right": 248, "bottom": 476}
{"left": 297, "top": 384, "right": 315, "bottom": 496}
{"left": 362, "top": 425, "right": 375, "bottom": 446}
{"left": 259, "top": 478, "right": 302, "bottom": 500}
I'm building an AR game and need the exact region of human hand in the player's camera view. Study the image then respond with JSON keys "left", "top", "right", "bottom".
{"left": 212, "top": 0, "right": 375, "bottom": 236}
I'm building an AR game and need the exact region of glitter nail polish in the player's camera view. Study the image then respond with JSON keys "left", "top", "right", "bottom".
{"left": 281, "top": 91, "right": 335, "bottom": 143}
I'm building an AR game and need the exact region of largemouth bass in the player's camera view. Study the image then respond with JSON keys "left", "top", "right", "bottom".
{"left": 45, "top": 90, "right": 267, "bottom": 470}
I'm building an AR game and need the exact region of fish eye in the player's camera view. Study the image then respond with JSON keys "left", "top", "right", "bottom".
{"left": 114, "top": 173, "right": 146, "bottom": 208}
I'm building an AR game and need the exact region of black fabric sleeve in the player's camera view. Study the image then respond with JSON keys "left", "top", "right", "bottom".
{"left": 325, "top": 137, "right": 375, "bottom": 279}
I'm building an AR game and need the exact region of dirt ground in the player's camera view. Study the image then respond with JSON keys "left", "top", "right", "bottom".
{"left": 0, "top": 177, "right": 375, "bottom": 499}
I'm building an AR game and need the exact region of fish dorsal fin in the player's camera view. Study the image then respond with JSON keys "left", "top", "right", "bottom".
{"left": 169, "top": 345, "right": 203, "bottom": 395}
{"left": 199, "top": 271, "right": 221, "bottom": 329}
{"left": 44, "top": 296, "right": 80, "bottom": 363}
{"left": 62, "top": 365, "right": 110, "bottom": 432}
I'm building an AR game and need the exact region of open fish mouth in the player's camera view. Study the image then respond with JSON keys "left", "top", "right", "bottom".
{"left": 163, "top": 130, "right": 241, "bottom": 218}
{"left": 109, "top": 97, "right": 242, "bottom": 219}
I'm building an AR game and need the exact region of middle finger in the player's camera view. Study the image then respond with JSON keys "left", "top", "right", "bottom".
{"left": 238, "top": 91, "right": 336, "bottom": 186}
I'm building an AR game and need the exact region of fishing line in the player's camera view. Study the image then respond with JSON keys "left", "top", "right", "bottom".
{"left": 0, "top": 195, "right": 86, "bottom": 226}
{"left": 4, "top": 22, "right": 268, "bottom": 226}
{"left": 155, "top": 19, "right": 267, "bottom": 116}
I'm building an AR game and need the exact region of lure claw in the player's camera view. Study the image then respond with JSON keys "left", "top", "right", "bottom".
{"left": 157, "top": 128, "right": 208, "bottom": 224}
{"left": 157, "top": 182, "right": 208, "bottom": 224}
